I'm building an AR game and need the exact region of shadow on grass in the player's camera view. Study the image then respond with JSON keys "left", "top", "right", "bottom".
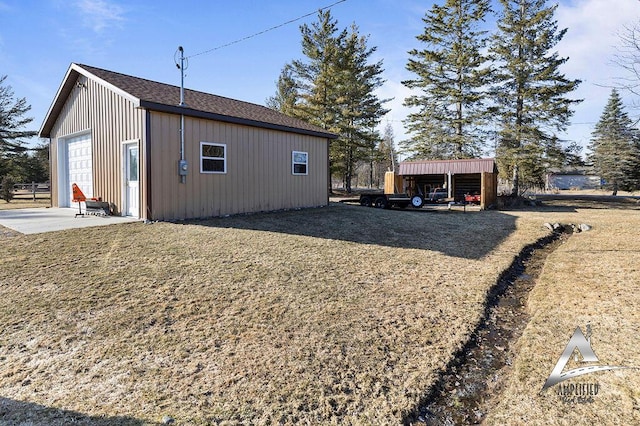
{"left": 535, "top": 194, "right": 640, "bottom": 211}
{"left": 0, "top": 397, "right": 158, "bottom": 426}
{"left": 189, "top": 202, "right": 519, "bottom": 260}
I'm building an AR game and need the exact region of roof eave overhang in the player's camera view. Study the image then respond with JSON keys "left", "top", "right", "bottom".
{"left": 139, "top": 101, "right": 338, "bottom": 140}
{"left": 39, "top": 63, "right": 141, "bottom": 138}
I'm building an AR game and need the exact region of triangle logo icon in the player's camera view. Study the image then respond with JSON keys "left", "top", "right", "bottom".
{"left": 541, "top": 325, "right": 632, "bottom": 392}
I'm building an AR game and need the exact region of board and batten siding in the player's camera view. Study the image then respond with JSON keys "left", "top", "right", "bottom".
{"left": 49, "top": 74, "right": 146, "bottom": 215}
{"left": 148, "top": 112, "right": 329, "bottom": 220}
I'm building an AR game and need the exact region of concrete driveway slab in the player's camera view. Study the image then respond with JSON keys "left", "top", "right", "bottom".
{"left": 0, "top": 208, "right": 139, "bottom": 235}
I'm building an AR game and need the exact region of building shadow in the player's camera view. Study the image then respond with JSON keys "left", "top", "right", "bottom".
{"left": 188, "top": 202, "right": 521, "bottom": 260}
{"left": 0, "top": 397, "right": 158, "bottom": 426}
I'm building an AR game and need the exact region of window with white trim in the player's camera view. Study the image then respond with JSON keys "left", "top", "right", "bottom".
{"left": 201, "top": 142, "right": 226, "bottom": 173}
{"left": 292, "top": 151, "right": 308, "bottom": 175}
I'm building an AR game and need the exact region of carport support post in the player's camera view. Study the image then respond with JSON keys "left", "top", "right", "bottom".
{"left": 447, "top": 171, "right": 452, "bottom": 198}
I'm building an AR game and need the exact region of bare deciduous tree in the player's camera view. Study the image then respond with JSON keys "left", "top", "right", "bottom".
{"left": 613, "top": 23, "right": 640, "bottom": 98}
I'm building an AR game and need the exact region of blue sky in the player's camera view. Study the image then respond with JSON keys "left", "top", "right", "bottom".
{"left": 1, "top": 0, "right": 639, "bottom": 157}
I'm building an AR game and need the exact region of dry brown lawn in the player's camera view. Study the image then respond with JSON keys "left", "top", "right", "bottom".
{"left": 0, "top": 200, "right": 639, "bottom": 425}
{"left": 0, "top": 197, "right": 50, "bottom": 210}
{"left": 483, "top": 203, "right": 640, "bottom": 425}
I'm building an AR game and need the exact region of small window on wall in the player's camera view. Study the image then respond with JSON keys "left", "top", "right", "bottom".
{"left": 201, "top": 142, "right": 226, "bottom": 173}
{"left": 292, "top": 151, "right": 308, "bottom": 175}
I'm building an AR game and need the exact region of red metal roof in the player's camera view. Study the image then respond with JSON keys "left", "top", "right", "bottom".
{"left": 398, "top": 158, "right": 497, "bottom": 176}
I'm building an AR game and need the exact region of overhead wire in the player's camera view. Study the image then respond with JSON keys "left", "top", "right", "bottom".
{"left": 186, "top": 0, "right": 347, "bottom": 59}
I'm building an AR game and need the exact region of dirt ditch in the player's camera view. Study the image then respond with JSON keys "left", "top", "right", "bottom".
{"left": 404, "top": 228, "right": 570, "bottom": 425}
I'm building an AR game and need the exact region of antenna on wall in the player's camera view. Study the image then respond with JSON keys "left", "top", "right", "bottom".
{"left": 175, "top": 46, "right": 189, "bottom": 106}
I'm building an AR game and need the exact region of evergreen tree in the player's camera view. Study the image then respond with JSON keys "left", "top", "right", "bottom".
{"left": 290, "top": 10, "right": 344, "bottom": 132}
{"left": 1, "top": 75, "right": 36, "bottom": 179}
{"left": 588, "top": 89, "right": 640, "bottom": 194}
{"left": 490, "top": 0, "right": 581, "bottom": 195}
{"left": 265, "top": 64, "right": 298, "bottom": 116}
{"left": 402, "top": 0, "right": 493, "bottom": 160}
{"left": 333, "top": 25, "right": 389, "bottom": 192}
{"left": 269, "top": 11, "right": 389, "bottom": 192}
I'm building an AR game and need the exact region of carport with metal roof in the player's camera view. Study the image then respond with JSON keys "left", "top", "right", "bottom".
{"left": 397, "top": 158, "right": 498, "bottom": 209}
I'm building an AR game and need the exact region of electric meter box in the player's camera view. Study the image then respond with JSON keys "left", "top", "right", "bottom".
{"left": 178, "top": 159, "right": 188, "bottom": 176}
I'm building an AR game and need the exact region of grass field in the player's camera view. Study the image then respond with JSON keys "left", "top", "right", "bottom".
{"left": 484, "top": 201, "right": 640, "bottom": 425}
{"left": 0, "top": 199, "right": 639, "bottom": 425}
{"left": 0, "top": 196, "right": 51, "bottom": 210}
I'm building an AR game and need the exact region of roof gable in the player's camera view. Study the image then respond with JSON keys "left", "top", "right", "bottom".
{"left": 40, "top": 63, "right": 336, "bottom": 139}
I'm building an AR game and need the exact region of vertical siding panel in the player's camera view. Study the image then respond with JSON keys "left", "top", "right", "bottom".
{"left": 268, "top": 131, "right": 274, "bottom": 209}
{"left": 198, "top": 119, "right": 207, "bottom": 216}
{"left": 240, "top": 126, "right": 249, "bottom": 213}
{"left": 283, "top": 132, "right": 290, "bottom": 208}
{"left": 270, "top": 129, "right": 279, "bottom": 210}
{"left": 211, "top": 123, "right": 219, "bottom": 216}
{"left": 226, "top": 123, "right": 234, "bottom": 214}
{"left": 237, "top": 127, "right": 245, "bottom": 214}
{"left": 278, "top": 131, "right": 284, "bottom": 208}
{"left": 255, "top": 128, "right": 263, "bottom": 212}
{"left": 216, "top": 122, "right": 224, "bottom": 216}
{"left": 49, "top": 74, "right": 144, "bottom": 215}
{"left": 187, "top": 118, "right": 195, "bottom": 218}
{"left": 279, "top": 131, "right": 285, "bottom": 208}
{"left": 210, "top": 122, "right": 219, "bottom": 216}
{"left": 253, "top": 128, "right": 259, "bottom": 212}
{"left": 266, "top": 130, "right": 271, "bottom": 209}
{"left": 227, "top": 125, "right": 234, "bottom": 214}
{"left": 189, "top": 117, "right": 200, "bottom": 218}
{"left": 233, "top": 124, "right": 240, "bottom": 214}
{"left": 224, "top": 123, "right": 232, "bottom": 215}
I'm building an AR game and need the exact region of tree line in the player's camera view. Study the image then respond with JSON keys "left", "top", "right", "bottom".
{"left": 0, "top": 75, "right": 49, "bottom": 201}
{"left": 269, "top": 0, "right": 640, "bottom": 195}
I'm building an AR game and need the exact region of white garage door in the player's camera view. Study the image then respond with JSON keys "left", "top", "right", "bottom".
{"left": 66, "top": 134, "right": 93, "bottom": 207}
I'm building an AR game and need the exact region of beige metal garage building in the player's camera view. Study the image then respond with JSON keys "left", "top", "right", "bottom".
{"left": 39, "top": 63, "right": 336, "bottom": 220}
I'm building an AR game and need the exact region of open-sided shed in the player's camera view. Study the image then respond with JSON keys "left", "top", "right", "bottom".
{"left": 398, "top": 158, "right": 498, "bottom": 209}
{"left": 39, "top": 64, "right": 336, "bottom": 220}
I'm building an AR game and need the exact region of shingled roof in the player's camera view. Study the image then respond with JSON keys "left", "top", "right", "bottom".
{"left": 40, "top": 63, "right": 337, "bottom": 139}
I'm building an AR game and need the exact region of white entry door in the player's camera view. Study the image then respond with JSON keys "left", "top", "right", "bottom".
{"left": 124, "top": 143, "right": 139, "bottom": 217}
{"left": 66, "top": 134, "right": 93, "bottom": 208}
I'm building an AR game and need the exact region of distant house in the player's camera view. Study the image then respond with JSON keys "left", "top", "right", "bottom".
{"left": 546, "top": 167, "right": 601, "bottom": 190}
{"left": 39, "top": 64, "right": 336, "bottom": 220}
{"left": 398, "top": 158, "right": 498, "bottom": 208}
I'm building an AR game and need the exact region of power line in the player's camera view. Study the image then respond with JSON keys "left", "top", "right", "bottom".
{"left": 187, "top": 0, "right": 348, "bottom": 59}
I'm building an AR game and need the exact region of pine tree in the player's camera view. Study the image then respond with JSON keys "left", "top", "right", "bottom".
{"left": 290, "top": 10, "right": 344, "bottom": 132}
{"left": 402, "top": 0, "right": 493, "bottom": 160}
{"left": 269, "top": 11, "right": 389, "bottom": 192}
{"left": 265, "top": 64, "right": 298, "bottom": 116}
{"left": 490, "top": 0, "right": 581, "bottom": 195}
{"left": 1, "top": 75, "right": 36, "bottom": 179}
{"left": 333, "top": 25, "right": 389, "bottom": 192}
{"left": 588, "top": 89, "right": 640, "bottom": 194}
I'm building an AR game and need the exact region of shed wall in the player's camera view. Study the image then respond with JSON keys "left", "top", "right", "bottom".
{"left": 49, "top": 74, "right": 146, "bottom": 215}
{"left": 148, "top": 112, "right": 329, "bottom": 220}
{"left": 481, "top": 172, "right": 498, "bottom": 208}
